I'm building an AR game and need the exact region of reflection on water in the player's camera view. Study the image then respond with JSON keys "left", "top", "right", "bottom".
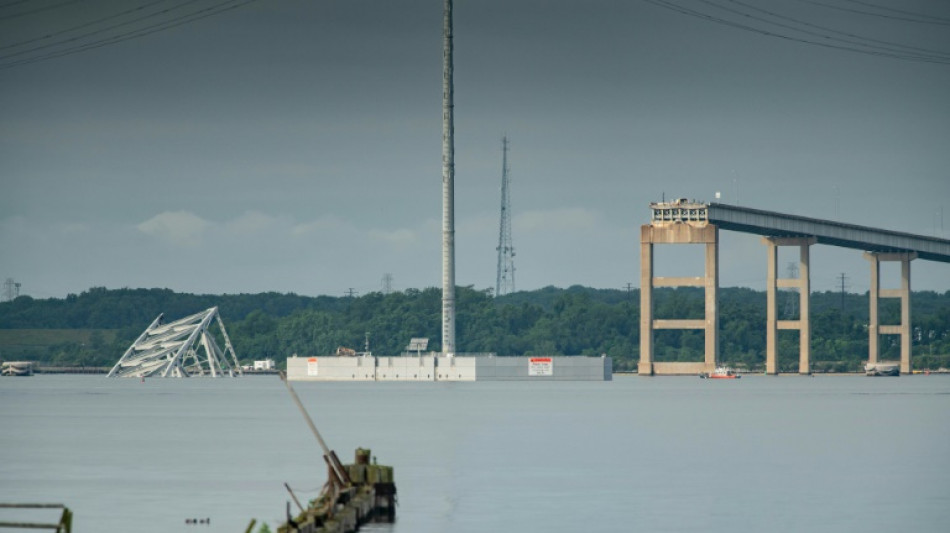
{"left": 2, "top": 375, "right": 949, "bottom": 532}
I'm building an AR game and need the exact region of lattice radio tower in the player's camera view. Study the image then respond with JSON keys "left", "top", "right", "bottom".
{"left": 1, "top": 278, "right": 21, "bottom": 302}
{"left": 495, "top": 135, "right": 516, "bottom": 296}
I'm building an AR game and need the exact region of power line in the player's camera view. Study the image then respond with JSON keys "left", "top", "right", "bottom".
{"left": 793, "top": 0, "right": 950, "bottom": 25}
{"left": 695, "top": 0, "right": 950, "bottom": 61}
{"left": 1, "top": 0, "right": 228, "bottom": 60}
{"left": 0, "top": 0, "right": 80, "bottom": 22}
{"left": 642, "top": 0, "right": 950, "bottom": 65}
{"left": 844, "top": 0, "right": 950, "bottom": 24}
{"left": 0, "top": 0, "right": 262, "bottom": 69}
{"left": 0, "top": 1, "right": 34, "bottom": 11}
{"left": 715, "top": 0, "right": 950, "bottom": 59}
{"left": 1, "top": 0, "right": 171, "bottom": 52}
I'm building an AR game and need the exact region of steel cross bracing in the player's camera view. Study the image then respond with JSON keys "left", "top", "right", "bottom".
{"left": 107, "top": 307, "right": 242, "bottom": 378}
{"left": 496, "top": 135, "right": 515, "bottom": 296}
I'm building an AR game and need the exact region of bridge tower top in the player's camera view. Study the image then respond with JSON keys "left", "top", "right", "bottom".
{"left": 649, "top": 198, "right": 709, "bottom": 226}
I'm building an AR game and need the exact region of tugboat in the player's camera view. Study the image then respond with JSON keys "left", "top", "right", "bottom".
{"left": 274, "top": 372, "right": 396, "bottom": 533}
{"left": 865, "top": 362, "right": 900, "bottom": 376}
{"left": 700, "top": 366, "right": 741, "bottom": 379}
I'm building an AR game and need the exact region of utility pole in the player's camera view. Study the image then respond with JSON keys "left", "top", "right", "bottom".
{"left": 838, "top": 273, "right": 849, "bottom": 313}
{"left": 345, "top": 288, "right": 358, "bottom": 298}
{"left": 834, "top": 186, "right": 840, "bottom": 220}
{"left": 495, "top": 135, "right": 515, "bottom": 297}
{"left": 783, "top": 263, "right": 798, "bottom": 319}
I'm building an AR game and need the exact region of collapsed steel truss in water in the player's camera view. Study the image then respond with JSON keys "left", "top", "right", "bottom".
{"left": 107, "top": 307, "right": 241, "bottom": 378}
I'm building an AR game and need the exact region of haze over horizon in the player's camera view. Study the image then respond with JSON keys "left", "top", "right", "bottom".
{"left": 2, "top": 0, "right": 949, "bottom": 300}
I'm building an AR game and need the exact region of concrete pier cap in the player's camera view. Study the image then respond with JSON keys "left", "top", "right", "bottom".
{"left": 640, "top": 199, "right": 718, "bottom": 376}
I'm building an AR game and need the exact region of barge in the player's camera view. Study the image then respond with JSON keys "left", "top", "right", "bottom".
{"left": 700, "top": 366, "right": 740, "bottom": 379}
{"left": 286, "top": 354, "right": 612, "bottom": 382}
{"left": 865, "top": 362, "right": 900, "bottom": 376}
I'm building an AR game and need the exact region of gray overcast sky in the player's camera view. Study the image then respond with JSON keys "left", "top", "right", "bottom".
{"left": 1, "top": 0, "right": 949, "bottom": 299}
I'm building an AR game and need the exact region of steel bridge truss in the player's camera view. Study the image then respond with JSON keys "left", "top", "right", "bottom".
{"left": 107, "top": 307, "right": 241, "bottom": 378}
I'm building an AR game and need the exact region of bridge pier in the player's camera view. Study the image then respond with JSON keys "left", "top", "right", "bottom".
{"left": 639, "top": 222, "right": 718, "bottom": 375}
{"left": 864, "top": 252, "right": 915, "bottom": 374}
{"left": 640, "top": 199, "right": 949, "bottom": 377}
{"left": 763, "top": 237, "right": 815, "bottom": 375}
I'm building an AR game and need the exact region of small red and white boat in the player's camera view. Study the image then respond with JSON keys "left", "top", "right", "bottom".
{"left": 700, "top": 366, "right": 740, "bottom": 379}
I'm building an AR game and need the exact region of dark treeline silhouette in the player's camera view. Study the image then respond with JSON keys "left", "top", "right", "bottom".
{"left": 1, "top": 286, "right": 948, "bottom": 372}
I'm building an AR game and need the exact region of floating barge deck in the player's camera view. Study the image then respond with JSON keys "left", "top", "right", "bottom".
{"left": 286, "top": 355, "right": 612, "bottom": 382}
{"left": 865, "top": 362, "right": 900, "bottom": 376}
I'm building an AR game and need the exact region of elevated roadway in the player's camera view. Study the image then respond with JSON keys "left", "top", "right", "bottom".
{"left": 704, "top": 203, "right": 950, "bottom": 262}
{"left": 640, "top": 199, "right": 950, "bottom": 376}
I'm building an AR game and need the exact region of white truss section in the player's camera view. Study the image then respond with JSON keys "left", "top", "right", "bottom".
{"left": 107, "top": 307, "right": 242, "bottom": 378}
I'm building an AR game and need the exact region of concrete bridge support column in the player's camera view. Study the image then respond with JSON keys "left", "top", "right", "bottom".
{"left": 704, "top": 234, "right": 719, "bottom": 374}
{"left": 763, "top": 237, "right": 816, "bottom": 375}
{"left": 639, "top": 237, "right": 654, "bottom": 376}
{"left": 639, "top": 223, "right": 718, "bottom": 375}
{"left": 864, "top": 252, "right": 916, "bottom": 374}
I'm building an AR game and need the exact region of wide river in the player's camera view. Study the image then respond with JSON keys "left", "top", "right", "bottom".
{"left": 2, "top": 374, "right": 949, "bottom": 532}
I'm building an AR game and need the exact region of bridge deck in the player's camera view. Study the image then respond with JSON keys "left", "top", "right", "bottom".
{"left": 705, "top": 203, "right": 950, "bottom": 263}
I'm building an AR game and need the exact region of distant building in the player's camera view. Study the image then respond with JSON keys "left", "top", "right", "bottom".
{"left": 253, "top": 359, "right": 275, "bottom": 371}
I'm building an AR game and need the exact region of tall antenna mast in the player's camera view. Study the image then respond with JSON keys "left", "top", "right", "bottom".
{"left": 496, "top": 135, "right": 515, "bottom": 296}
{"left": 441, "top": 0, "right": 456, "bottom": 356}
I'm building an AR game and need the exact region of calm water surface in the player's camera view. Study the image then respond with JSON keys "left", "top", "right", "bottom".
{"left": 2, "top": 374, "right": 949, "bottom": 532}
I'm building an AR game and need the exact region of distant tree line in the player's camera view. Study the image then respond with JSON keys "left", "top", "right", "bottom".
{"left": 1, "top": 285, "right": 948, "bottom": 372}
